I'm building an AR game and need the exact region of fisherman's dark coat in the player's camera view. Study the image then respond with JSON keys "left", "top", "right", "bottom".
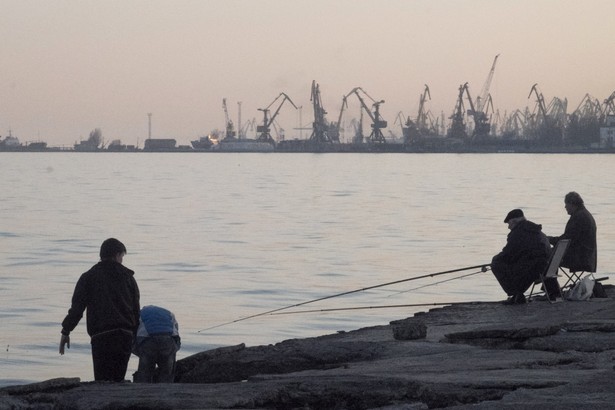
{"left": 491, "top": 220, "right": 551, "bottom": 296}
{"left": 549, "top": 205, "right": 597, "bottom": 272}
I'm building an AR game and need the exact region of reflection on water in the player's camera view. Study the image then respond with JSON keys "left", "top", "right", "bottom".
{"left": 1, "top": 152, "right": 613, "bottom": 385}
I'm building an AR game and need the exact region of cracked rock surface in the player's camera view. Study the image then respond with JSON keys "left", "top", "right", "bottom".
{"left": 3, "top": 286, "right": 615, "bottom": 409}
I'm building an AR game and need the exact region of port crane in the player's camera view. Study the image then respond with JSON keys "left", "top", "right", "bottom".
{"left": 603, "top": 91, "right": 615, "bottom": 117}
{"left": 348, "top": 113, "right": 365, "bottom": 144}
{"left": 257, "top": 93, "right": 298, "bottom": 144}
{"left": 528, "top": 84, "right": 563, "bottom": 145}
{"left": 332, "top": 95, "right": 348, "bottom": 143}
{"left": 241, "top": 117, "right": 257, "bottom": 139}
{"left": 568, "top": 94, "right": 600, "bottom": 146}
{"left": 572, "top": 94, "right": 602, "bottom": 120}
{"left": 450, "top": 56, "right": 498, "bottom": 140}
{"left": 416, "top": 84, "right": 431, "bottom": 132}
{"left": 309, "top": 81, "right": 338, "bottom": 144}
{"left": 502, "top": 109, "right": 528, "bottom": 138}
{"left": 401, "top": 85, "right": 438, "bottom": 145}
{"left": 222, "top": 98, "right": 236, "bottom": 140}
{"left": 344, "top": 87, "right": 387, "bottom": 144}
{"left": 394, "top": 111, "right": 407, "bottom": 137}
{"left": 448, "top": 84, "right": 468, "bottom": 139}
{"left": 528, "top": 84, "right": 549, "bottom": 127}
{"left": 462, "top": 82, "right": 492, "bottom": 139}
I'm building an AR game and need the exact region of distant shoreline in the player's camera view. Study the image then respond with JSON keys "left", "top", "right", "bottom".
{"left": 2, "top": 145, "right": 615, "bottom": 154}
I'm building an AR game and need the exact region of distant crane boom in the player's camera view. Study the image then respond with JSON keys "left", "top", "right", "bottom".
{"left": 476, "top": 54, "right": 499, "bottom": 112}
{"left": 528, "top": 83, "right": 549, "bottom": 124}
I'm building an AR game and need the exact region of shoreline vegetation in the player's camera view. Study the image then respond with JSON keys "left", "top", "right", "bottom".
{"left": 3, "top": 285, "right": 615, "bottom": 409}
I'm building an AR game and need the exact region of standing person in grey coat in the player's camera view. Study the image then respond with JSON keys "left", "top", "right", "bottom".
{"left": 133, "top": 305, "right": 181, "bottom": 383}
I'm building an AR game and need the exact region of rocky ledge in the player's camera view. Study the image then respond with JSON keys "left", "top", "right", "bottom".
{"left": 3, "top": 286, "right": 615, "bottom": 409}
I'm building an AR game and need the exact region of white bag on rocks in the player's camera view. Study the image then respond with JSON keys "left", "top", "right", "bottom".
{"left": 565, "top": 275, "right": 595, "bottom": 301}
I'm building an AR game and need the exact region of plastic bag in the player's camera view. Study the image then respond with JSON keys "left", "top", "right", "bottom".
{"left": 565, "top": 275, "right": 595, "bottom": 301}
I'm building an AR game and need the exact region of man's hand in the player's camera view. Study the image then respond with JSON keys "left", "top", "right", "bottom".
{"left": 59, "top": 334, "right": 70, "bottom": 355}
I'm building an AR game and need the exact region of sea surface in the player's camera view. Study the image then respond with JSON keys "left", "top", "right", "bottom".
{"left": 1, "top": 152, "right": 614, "bottom": 387}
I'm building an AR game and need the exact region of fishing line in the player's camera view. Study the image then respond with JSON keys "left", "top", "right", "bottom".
{"left": 197, "top": 263, "right": 490, "bottom": 332}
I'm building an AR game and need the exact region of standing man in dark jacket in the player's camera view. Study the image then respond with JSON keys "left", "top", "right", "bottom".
{"left": 491, "top": 209, "right": 551, "bottom": 304}
{"left": 548, "top": 191, "right": 597, "bottom": 273}
{"left": 59, "top": 238, "right": 140, "bottom": 382}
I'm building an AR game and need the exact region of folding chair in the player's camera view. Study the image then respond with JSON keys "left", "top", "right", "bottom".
{"left": 528, "top": 239, "right": 570, "bottom": 303}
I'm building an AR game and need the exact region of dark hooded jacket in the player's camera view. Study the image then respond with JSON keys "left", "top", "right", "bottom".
{"left": 61, "top": 260, "right": 140, "bottom": 337}
{"left": 549, "top": 205, "right": 597, "bottom": 272}
{"left": 491, "top": 219, "right": 551, "bottom": 295}
{"left": 494, "top": 220, "right": 551, "bottom": 265}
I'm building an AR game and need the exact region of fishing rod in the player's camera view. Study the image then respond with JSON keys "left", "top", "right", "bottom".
{"left": 386, "top": 268, "right": 488, "bottom": 298}
{"left": 197, "top": 263, "right": 490, "bottom": 333}
{"left": 269, "top": 301, "right": 476, "bottom": 316}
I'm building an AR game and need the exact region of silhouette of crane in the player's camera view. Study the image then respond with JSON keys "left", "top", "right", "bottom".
{"left": 222, "top": 98, "right": 236, "bottom": 140}
{"left": 344, "top": 87, "right": 387, "bottom": 144}
{"left": 257, "top": 93, "right": 298, "bottom": 144}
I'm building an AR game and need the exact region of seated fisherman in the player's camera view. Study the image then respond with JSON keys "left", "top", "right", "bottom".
{"left": 548, "top": 191, "right": 597, "bottom": 274}
{"left": 491, "top": 209, "right": 551, "bottom": 304}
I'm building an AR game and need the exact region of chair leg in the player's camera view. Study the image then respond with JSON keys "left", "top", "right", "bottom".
{"left": 561, "top": 269, "right": 584, "bottom": 291}
{"left": 528, "top": 281, "right": 537, "bottom": 299}
{"left": 541, "top": 277, "right": 565, "bottom": 303}
{"left": 528, "top": 277, "right": 553, "bottom": 301}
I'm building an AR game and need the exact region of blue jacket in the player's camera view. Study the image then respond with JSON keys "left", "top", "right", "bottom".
{"left": 135, "top": 305, "right": 180, "bottom": 348}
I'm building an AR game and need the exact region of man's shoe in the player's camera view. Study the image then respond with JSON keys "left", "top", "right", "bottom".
{"left": 513, "top": 294, "right": 527, "bottom": 304}
{"left": 503, "top": 294, "right": 526, "bottom": 305}
{"left": 502, "top": 296, "right": 514, "bottom": 305}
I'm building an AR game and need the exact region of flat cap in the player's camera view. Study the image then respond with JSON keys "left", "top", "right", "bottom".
{"left": 504, "top": 209, "right": 524, "bottom": 223}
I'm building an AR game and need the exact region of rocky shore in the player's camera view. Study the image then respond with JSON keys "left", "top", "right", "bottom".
{"left": 3, "top": 286, "right": 615, "bottom": 409}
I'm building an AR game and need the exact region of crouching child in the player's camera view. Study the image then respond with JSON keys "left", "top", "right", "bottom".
{"left": 133, "top": 305, "right": 181, "bottom": 383}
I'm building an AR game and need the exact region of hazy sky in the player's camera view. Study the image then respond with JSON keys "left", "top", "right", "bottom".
{"left": 2, "top": 0, "right": 614, "bottom": 146}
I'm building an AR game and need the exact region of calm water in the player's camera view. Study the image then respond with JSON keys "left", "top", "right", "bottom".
{"left": 1, "top": 152, "right": 614, "bottom": 386}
